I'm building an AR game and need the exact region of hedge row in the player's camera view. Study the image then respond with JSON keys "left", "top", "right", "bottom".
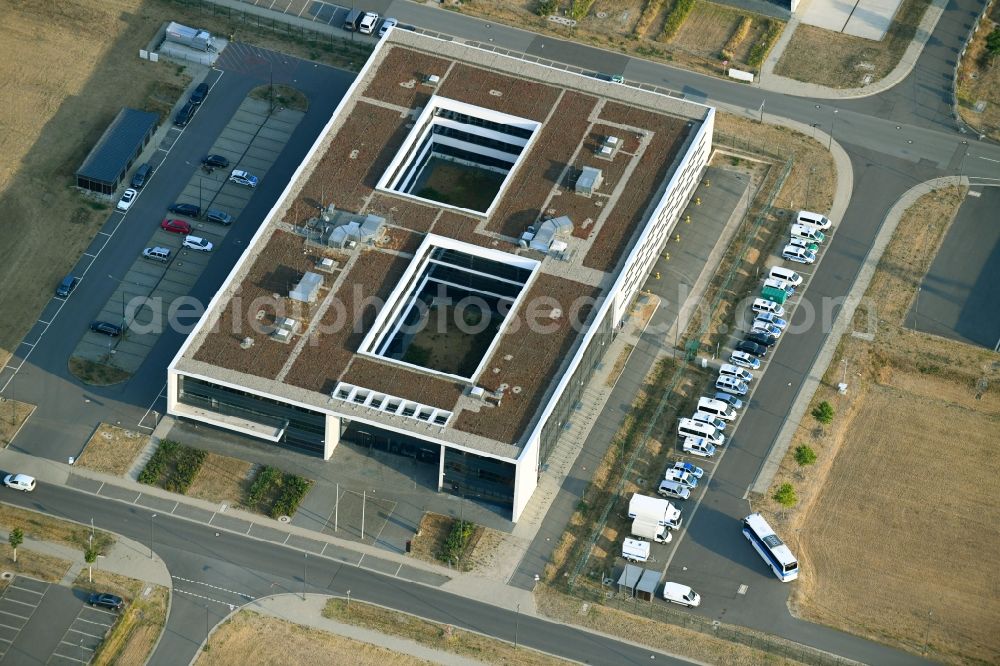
{"left": 721, "top": 16, "right": 753, "bottom": 61}
{"left": 270, "top": 474, "right": 312, "bottom": 519}
{"left": 660, "top": 0, "right": 696, "bottom": 41}
{"left": 137, "top": 440, "right": 206, "bottom": 494}
{"left": 635, "top": 0, "right": 667, "bottom": 37}
{"left": 439, "top": 520, "right": 476, "bottom": 564}
{"left": 747, "top": 19, "right": 783, "bottom": 68}
{"left": 246, "top": 465, "right": 281, "bottom": 509}
{"left": 137, "top": 440, "right": 179, "bottom": 485}
{"left": 245, "top": 465, "right": 311, "bottom": 518}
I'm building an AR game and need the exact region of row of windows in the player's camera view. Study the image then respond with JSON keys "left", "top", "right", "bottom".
{"left": 435, "top": 109, "right": 535, "bottom": 140}
{"left": 431, "top": 125, "right": 524, "bottom": 157}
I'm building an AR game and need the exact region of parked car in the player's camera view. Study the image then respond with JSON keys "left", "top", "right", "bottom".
{"left": 763, "top": 277, "right": 795, "bottom": 296}
{"left": 228, "top": 169, "right": 258, "bottom": 188}
{"left": 719, "top": 363, "right": 753, "bottom": 383}
{"left": 202, "top": 154, "right": 230, "bottom": 169}
{"left": 745, "top": 331, "right": 777, "bottom": 347}
{"left": 143, "top": 247, "right": 171, "bottom": 262}
{"left": 788, "top": 236, "right": 819, "bottom": 253}
{"left": 161, "top": 218, "right": 192, "bottom": 234}
{"left": 182, "top": 235, "right": 213, "bottom": 252}
{"left": 754, "top": 312, "right": 787, "bottom": 329}
{"left": 189, "top": 82, "right": 210, "bottom": 105}
{"left": 795, "top": 209, "right": 832, "bottom": 230}
{"left": 767, "top": 265, "right": 802, "bottom": 286}
{"left": 378, "top": 17, "right": 397, "bottom": 37}
{"left": 672, "top": 461, "right": 704, "bottom": 479}
{"left": 90, "top": 321, "right": 123, "bottom": 337}
{"left": 168, "top": 203, "right": 201, "bottom": 217}
{"left": 782, "top": 244, "right": 817, "bottom": 264}
{"left": 682, "top": 436, "right": 716, "bottom": 458}
{"left": 715, "top": 375, "right": 748, "bottom": 396}
{"left": 116, "top": 188, "right": 137, "bottom": 211}
{"left": 657, "top": 480, "right": 691, "bottom": 500}
{"left": 662, "top": 582, "right": 700, "bottom": 608}
{"left": 712, "top": 392, "right": 743, "bottom": 410}
{"left": 664, "top": 467, "right": 698, "bottom": 488}
{"left": 130, "top": 164, "right": 152, "bottom": 189}
{"left": 174, "top": 101, "right": 196, "bottom": 127}
{"left": 735, "top": 339, "right": 767, "bottom": 358}
{"left": 2, "top": 474, "right": 35, "bottom": 492}
{"left": 790, "top": 222, "right": 826, "bottom": 244}
{"left": 729, "top": 350, "right": 760, "bottom": 370}
{"left": 205, "top": 209, "right": 234, "bottom": 226}
{"left": 55, "top": 275, "right": 79, "bottom": 298}
{"left": 692, "top": 411, "right": 727, "bottom": 432}
{"left": 752, "top": 322, "right": 783, "bottom": 339}
{"left": 359, "top": 11, "right": 379, "bottom": 34}
{"left": 88, "top": 593, "right": 124, "bottom": 610}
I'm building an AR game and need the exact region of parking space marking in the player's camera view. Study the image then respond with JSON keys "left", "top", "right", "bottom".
{"left": 67, "top": 627, "right": 103, "bottom": 640}
{"left": 50, "top": 654, "right": 88, "bottom": 664}
{"left": 75, "top": 616, "right": 113, "bottom": 629}
{"left": 0, "top": 609, "right": 29, "bottom": 621}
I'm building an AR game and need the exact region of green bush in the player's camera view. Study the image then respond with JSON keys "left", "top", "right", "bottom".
{"left": 269, "top": 474, "right": 312, "bottom": 518}
{"left": 986, "top": 27, "right": 1000, "bottom": 58}
{"left": 535, "top": 0, "right": 559, "bottom": 16}
{"left": 747, "top": 20, "right": 783, "bottom": 69}
{"left": 812, "top": 400, "right": 835, "bottom": 424}
{"left": 439, "top": 520, "right": 476, "bottom": 564}
{"left": 794, "top": 444, "right": 817, "bottom": 465}
{"left": 660, "top": 0, "right": 696, "bottom": 41}
{"left": 774, "top": 483, "right": 798, "bottom": 507}
{"left": 138, "top": 440, "right": 179, "bottom": 485}
{"left": 568, "top": 0, "right": 598, "bottom": 20}
{"left": 246, "top": 465, "right": 281, "bottom": 509}
{"left": 164, "top": 447, "right": 207, "bottom": 493}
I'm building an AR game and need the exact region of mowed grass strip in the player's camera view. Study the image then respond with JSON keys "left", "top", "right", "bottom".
{"left": 185, "top": 453, "right": 253, "bottom": 505}
{"left": 0, "top": 504, "right": 114, "bottom": 553}
{"left": 77, "top": 423, "right": 150, "bottom": 476}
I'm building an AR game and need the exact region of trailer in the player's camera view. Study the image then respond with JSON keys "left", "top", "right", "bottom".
{"left": 165, "top": 22, "right": 216, "bottom": 52}
{"left": 628, "top": 494, "right": 683, "bottom": 530}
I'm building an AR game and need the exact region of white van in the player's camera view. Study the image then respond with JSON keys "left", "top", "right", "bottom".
{"left": 692, "top": 411, "right": 727, "bottom": 431}
{"left": 752, "top": 298, "right": 785, "bottom": 317}
{"left": 622, "top": 537, "right": 650, "bottom": 562}
{"left": 697, "top": 396, "right": 737, "bottom": 420}
{"left": 768, "top": 265, "right": 802, "bottom": 286}
{"left": 662, "top": 582, "right": 701, "bottom": 607}
{"left": 677, "top": 418, "right": 724, "bottom": 445}
{"left": 719, "top": 363, "right": 753, "bottom": 383}
{"left": 791, "top": 223, "right": 825, "bottom": 243}
{"left": 763, "top": 277, "right": 795, "bottom": 295}
{"left": 716, "top": 375, "right": 748, "bottom": 396}
{"left": 795, "top": 210, "right": 832, "bottom": 231}
{"left": 682, "top": 436, "right": 716, "bottom": 457}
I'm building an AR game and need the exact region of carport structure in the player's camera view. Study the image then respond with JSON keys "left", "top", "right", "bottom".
{"left": 75, "top": 107, "right": 158, "bottom": 195}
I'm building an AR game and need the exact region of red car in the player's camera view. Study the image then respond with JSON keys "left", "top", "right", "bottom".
{"left": 161, "top": 218, "right": 192, "bottom": 234}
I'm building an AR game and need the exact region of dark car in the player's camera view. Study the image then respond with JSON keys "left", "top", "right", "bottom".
{"left": 735, "top": 339, "right": 767, "bottom": 358}
{"left": 88, "top": 593, "right": 124, "bottom": 610}
{"left": 745, "top": 331, "right": 777, "bottom": 347}
{"left": 55, "top": 275, "right": 79, "bottom": 298}
{"left": 90, "top": 321, "right": 123, "bottom": 337}
{"left": 174, "top": 101, "right": 196, "bottom": 127}
{"left": 205, "top": 209, "right": 233, "bottom": 226}
{"left": 202, "top": 154, "right": 229, "bottom": 169}
{"left": 160, "top": 218, "right": 192, "bottom": 234}
{"left": 168, "top": 203, "right": 201, "bottom": 218}
{"left": 189, "top": 82, "right": 210, "bottom": 105}
{"left": 130, "top": 163, "right": 152, "bottom": 189}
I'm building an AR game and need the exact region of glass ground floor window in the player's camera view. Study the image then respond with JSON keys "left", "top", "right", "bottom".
{"left": 442, "top": 447, "right": 515, "bottom": 509}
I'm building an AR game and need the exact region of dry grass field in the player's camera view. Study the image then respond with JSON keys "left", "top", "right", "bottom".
{"left": 774, "top": 0, "right": 933, "bottom": 87}
{"left": 0, "top": 400, "right": 35, "bottom": 448}
{"left": 956, "top": 2, "right": 1000, "bottom": 140}
{"left": 75, "top": 570, "right": 169, "bottom": 666}
{"left": 0, "top": 545, "right": 72, "bottom": 586}
{"left": 77, "top": 423, "right": 150, "bottom": 475}
{"left": 198, "top": 611, "right": 433, "bottom": 666}
{"left": 759, "top": 185, "right": 1000, "bottom": 664}
{"left": 186, "top": 453, "right": 253, "bottom": 505}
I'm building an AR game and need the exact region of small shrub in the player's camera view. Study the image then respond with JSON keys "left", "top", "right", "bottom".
{"left": 721, "top": 16, "right": 753, "bottom": 61}
{"left": 269, "top": 474, "right": 312, "bottom": 518}
{"left": 163, "top": 447, "right": 207, "bottom": 493}
{"left": 794, "top": 444, "right": 817, "bottom": 466}
{"left": 660, "top": 0, "right": 696, "bottom": 41}
{"left": 439, "top": 520, "right": 476, "bottom": 564}
{"left": 535, "top": 0, "right": 559, "bottom": 16}
{"left": 747, "top": 20, "right": 783, "bottom": 69}
{"left": 246, "top": 465, "right": 281, "bottom": 509}
{"left": 986, "top": 27, "right": 1000, "bottom": 58}
{"left": 138, "top": 440, "right": 179, "bottom": 485}
{"left": 812, "top": 400, "right": 835, "bottom": 424}
{"left": 635, "top": 0, "right": 667, "bottom": 37}
{"left": 774, "top": 483, "right": 797, "bottom": 507}
{"left": 568, "top": 0, "right": 598, "bottom": 20}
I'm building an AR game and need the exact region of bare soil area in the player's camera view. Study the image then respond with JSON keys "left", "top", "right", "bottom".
{"left": 774, "top": 0, "right": 933, "bottom": 87}
{"left": 198, "top": 610, "right": 431, "bottom": 666}
{"left": 759, "top": 185, "right": 1000, "bottom": 664}
{"left": 76, "top": 423, "right": 150, "bottom": 476}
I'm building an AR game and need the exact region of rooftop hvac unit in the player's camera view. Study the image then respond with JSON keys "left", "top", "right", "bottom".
{"left": 575, "top": 167, "right": 603, "bottom": 196}
{"left": 289, "top": 272, "right": 323, "bottom": 303}
{"left": 272, "top": 327, "right": 293, "bottom": 343}
{"left": 424, "top": 74, "right": 441, "bottom": 85}
{"left": 529, "top": 216, "right": 573, "bottom": 254}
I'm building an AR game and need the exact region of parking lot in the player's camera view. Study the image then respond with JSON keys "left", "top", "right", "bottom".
{"left": 0, "top": 576, "right": 115, "bottom": 665}
{"left": 73, "top": 94, "right": 305, "bottom": 373}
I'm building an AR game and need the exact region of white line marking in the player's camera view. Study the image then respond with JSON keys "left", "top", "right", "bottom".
{"left": 134, "top": 493, "right": 142, "bottom": 504}
{"left": 67, "top": 627, "right": 104, "bottom": 639}
{"left": 977, "top": 156, "right": 1000, "bottom": 163}
{"left": 51, "top": 653, "right": 89, "bottom": 663}
{"left": 1, "top": 598, "right": 38, "bottom": 608}
{"left": 37, "top": 320, "right": 51, "bottom": 325}
{"left": 174, "top": 588, "right": 232, "bottom": 606}
{"left": 394, "top": 563, "right": 403, "bottom": 576}
{"left": 172, "top": 576, "right": 255, "bottom": 599}
{"left": 283, "top": 533, "right": 291, "bottom": 544}
{"left": 9, "top": 585, "right": 43, "bottom": 596}
{"left": 58, "top": 641, "right": 95, "bottom": 652}
{"left": 0, "top": 622, "right": 23, "bottom": 632}
{"left": 82, "top": 253, "right": 97, "bottom": 258}
{"left": 0, "top": 610, "right": 28, "bottom": 621}
{"left": 320, "top": 542, "right": 328, "bottom": 556}
{"left": 75, "top": 617, "right": 113, "bottom": 628}
{"left": 968, "top": 190, "right": 981, "bottom": 197}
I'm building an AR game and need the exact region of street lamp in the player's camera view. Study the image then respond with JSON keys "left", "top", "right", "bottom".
{"left": 149, "top": 513, "right": 157, "bottom": 558}
{"left": 107, "top": 274, "right": 140, "bottom": 332}
{"left": 828, "top": 108, "right": 839, "bottom": 151}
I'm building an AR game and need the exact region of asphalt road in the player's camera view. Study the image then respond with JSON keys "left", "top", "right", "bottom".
{"left": 0, "top": 484, "right": 687, "bottom": 666}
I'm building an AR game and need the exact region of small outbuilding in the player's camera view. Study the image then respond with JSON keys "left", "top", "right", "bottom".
{"left": 76, "top": 108, "right": 158, "bottom": 195}
{"left": 636, "top": 568, "right": 660, "bottom": 602}
{"left": 616, "top": 564, "right": 644, "bottom": 597}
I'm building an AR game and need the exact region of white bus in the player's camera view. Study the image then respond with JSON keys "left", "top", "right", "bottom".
{"left": 742, "top": 513, "right": 798, "bottom": 582}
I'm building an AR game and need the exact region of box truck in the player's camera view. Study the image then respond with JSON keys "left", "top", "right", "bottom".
{"left": 628, "top": 494, "right": 683, "bottom": 530}
{"left": 165, "top": 22, "right": 216, "bottom": 52}
{"left": 631, "top": 518, "right": 672, "bottom": 544}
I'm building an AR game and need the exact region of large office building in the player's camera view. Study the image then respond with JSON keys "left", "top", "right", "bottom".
{"left": 167, "top": 29, "right": 714, "bottom": 522}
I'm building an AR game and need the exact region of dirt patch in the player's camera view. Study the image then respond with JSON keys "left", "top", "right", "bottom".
{"left": 198, "top": 610, "right": 432, "bottom": 666}
{"left": 0, "top": 399, "right": 34, "bottom": 448}
{"left": 186, "top": 453, "right": 254, "bottom": 506}
{"left": 0, "top": 545, "right": 72, "bottom": 586}
{"left": 248, "top": 84, "right": 309, "bottom": 113}
{"left": 759, "top": 185, "right": 1000, "bottom": 664}
{"left": 605, "top": 344, "right": 636, "bottom": 387}
{"left": 68, "top": 356, "right": 131, "bottom": 386}
{"left": 76, "top": 423, "right": 150, "bottom": 476}
{"left": 956, "top": 5, "right": 1000, "bottom": 140}
{"left": 323, "top": 598, "right": 571, "bottom": 665}
{"left": 75, "top": 570, "right": 169, "bottom": 666}
{"left": 774, "top": 0, "right": 933, "bottom": 88}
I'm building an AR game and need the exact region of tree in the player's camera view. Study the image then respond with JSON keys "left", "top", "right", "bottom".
{"left": 794, "top": 444, "right": 817, "bottom": 466}
{"left": 84, "top": 546, "right": 99, "bottom": 583}
{"left": 8, "top": 528, "right": 23, "bottom": 563}
{"left": 812, "top": 400, "right": 835, "bottom": 425}
{"left": 774, "top": 483, "right": 798, "bottom": 507}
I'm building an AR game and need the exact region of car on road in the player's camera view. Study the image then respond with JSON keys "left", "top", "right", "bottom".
{"left": 228, "top": 169, "right": 258, "bottom": 188}
{"left": 752, "top": 322, "right": 783, "bottom": 339}
{"left": 161, "top": 218, "right": 192, "bottom": 234}
{"left": 202, "top": 154, "right": 230, "bottom": 169}
{"left": 116, "top": 188, "right": 137, "bottom": 211}
{"left": 205, "top": 209, "right": 234, "bottom": 226}
{"left": 182, "top": 235, "right": 213, "bottom": 252}
{"left": 55, "top": 275, "right": 79, "bottom": 298}
{"left": 657, "top": 479, "right": 691, "bottom": 500}
{"left": 754, "top": 312, "right": 787, "bottom": 329}
{"left": 745, "top": 331, "right": 777, "bottom": 347}
{"left": 90, "top": 321, "right": 123, "bottom": 337}
{"left": 735, "top": 340, "right": 767, "bottom": 358}
{"left": 672, "top": 460, "right": 704, "bottom": 478}
{"left": 729, "top": 350, "right": 760, "bottom": 370}
{"left": 88, "top": 593, "right": 124, "bottom": 610}
{"left": 682, "top": 436, "right": 716, "bottom": 458}
{"left": 782, "top": 244, "right": 817, "bottom": 264}
{"left": 719, "top": 363, "right": 753, "bottom": 383}
{"left": 378, "top": 16, "right": 397, "bottom": 37}
{"left": 662, "top": 582, "right": 701, "bottom": 608}
{"left": 595, "top": 72, "right": 625, "bottom": 83}
{"left": 712, "top": 392, "right": 743, "bottom": 410}
{"left": 189, "top": 82, "right": 210, "bottom": 105}
{"left": 359, "top": 11, "right": 379, "bottom": 34}
{"left": 3, "top": 474, "right": 36, "bottom": 492}
{"left": 715, "top": 375, "right": 748, "bottom": 396}
{"left": 664, "top": 467, "right": 698, "bottom": 488}
{"left": 767, "top": 265, "right": 802, "bottom": 286}
{"left": 174, "top": 101, "right": 196, "bottom": 127}
{"left": 168, "top": 203, "right": 201, "bottom": 217}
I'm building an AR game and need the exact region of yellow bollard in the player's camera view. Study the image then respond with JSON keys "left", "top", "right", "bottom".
{"left": 654, "top": 272, "right": 661, "bottom": 280}
{"left": 695, "top": 197, "right": 701, "bottom": 206}
{"left": 704, "top": 179, "right": 711, "bottom": 187}
{"left": 684, "top": 214, "right": 691, "bottom": 224}
{"left": 674, "top": 233, "right": 681, "bottom": 242}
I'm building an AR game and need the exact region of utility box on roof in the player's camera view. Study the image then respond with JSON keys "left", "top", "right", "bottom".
{"left": 575, "top": 166, "right": 603, "bottom": 196}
